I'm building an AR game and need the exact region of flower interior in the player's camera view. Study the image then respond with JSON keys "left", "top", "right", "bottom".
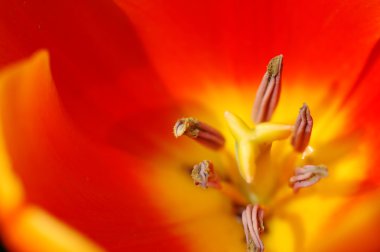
{"left": 172, "top": 55, "right": 350, "bottom": 251}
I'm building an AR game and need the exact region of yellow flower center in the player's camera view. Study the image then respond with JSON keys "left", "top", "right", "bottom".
{"left": 172, "top": 55, "right": 335, "bottom": 251}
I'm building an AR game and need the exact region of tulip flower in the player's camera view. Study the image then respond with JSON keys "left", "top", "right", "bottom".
{"left": 1, "top": 0, "right": 380, "bottom": 251}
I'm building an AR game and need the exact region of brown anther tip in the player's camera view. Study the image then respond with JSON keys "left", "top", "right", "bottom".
{"left": 252, "top": 55, "right": 283, "bottom": 123}
{"left": 173, "top": 117, "right": 199, "bottom": 138}
{"left": 242, "top": 204, "right": 265, "bottom": 251}
{"left": 291, "top": 103, "right": 313, "bottom": 152}
{"left": 289, "top": 165, "right": 328, "bottom": 192}
{"left": 191, "top": 160, "right": 218, "bottom": 189}
{"left": 267, "top": 54, "right": 283, "bottom": 78}
{"left": 173, "top": 117, "right": 225, "bottom": 150}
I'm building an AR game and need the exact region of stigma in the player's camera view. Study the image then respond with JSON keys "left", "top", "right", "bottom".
{"left": 224, "top": 110, "right": 292, "bottom": 183}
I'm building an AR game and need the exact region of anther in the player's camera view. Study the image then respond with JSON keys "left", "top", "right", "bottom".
{"left": 242, "top": 204, "right": 265, "bottom": 252}
{"left": 173, "top": 117, "right": 225, "bottom": 150}
{"left": 191, "top": 160, "right": 249, "bottom": 205}
{"left": 191, "top": 160, "right": 219, "bottom": 189}
{"left": 289, "top": 165, "right": 328, "bottom": 192}
{"left": 291, "top": 103, "right": 313, "bottom": 152}
{"left": 252, "top": 55, "right": 283, "bottom": 124}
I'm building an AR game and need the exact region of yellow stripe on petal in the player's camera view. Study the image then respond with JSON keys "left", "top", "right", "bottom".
{"left": 0, "top": 51, "right": 48, "bottom": 220}
{"left": 0, "top": 53, "right": 42, "bottom": 220}
{"left": 4, "top": 206, "right": 105, "bottom": 252}
{"left": 147, "top": 161, "right": 246, "bottom": 252}
{"left": 0, "top": 138, "right": 24, "bottom": 220}
{"left": 0, "top": 51, "right": 105, "bottom": 252}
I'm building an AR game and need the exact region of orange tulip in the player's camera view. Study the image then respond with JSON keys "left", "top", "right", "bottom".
{"left": 1, "top": 0, "right": 380, "bottom": 251}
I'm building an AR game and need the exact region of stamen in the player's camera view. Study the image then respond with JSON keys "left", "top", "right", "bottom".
{"left": 289, "top": 165, "right": 328, "bottom": 192}
{"left": 191, "top": 160, "right": 249, "bottom": 205}
{"left": 191, "top": 160, "right": 219, "bottom": 188}
{"left": 252, "top": 55, "right": 283, "bottom": 123}
{"left": 173, "top": 117, "right": 225, "bottom": 149}
{"left": 291, "top": 103, "right": 313, "bottom": 152}
{"left": 242, "top": 204, "right": 265, "bottom": 251}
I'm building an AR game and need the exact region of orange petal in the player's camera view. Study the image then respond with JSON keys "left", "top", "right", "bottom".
{"left": 4, "top": 206, "right": 105, "bottom": 252}
{"left": 310, "top": 188, "right": 380, "bottom": 252}
{"left": 0, "top": 51, "right": 188, "bottom": 251}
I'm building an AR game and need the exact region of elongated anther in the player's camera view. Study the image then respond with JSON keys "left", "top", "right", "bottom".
{"left": 242, "top": 204, "right": 265, "bottom": 251}
{"left": 252, "top": 55, "right": 283, "bottom": 124}
{"left": 291, "top": 103, "right": 313, "bottom": 152}
{"left": 173, "top": 117, "right": 225, "bottom": 150}
{"left": 289, "top": 165, "right": 328, "bottom": 192}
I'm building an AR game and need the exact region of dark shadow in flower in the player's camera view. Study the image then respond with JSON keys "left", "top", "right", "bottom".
{"left": 0, "top": 237, "right": 7, "bottom": 252}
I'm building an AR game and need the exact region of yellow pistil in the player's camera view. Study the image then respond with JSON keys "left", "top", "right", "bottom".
{"left": 224, "top": 111, "right": 293, "bottom": 183}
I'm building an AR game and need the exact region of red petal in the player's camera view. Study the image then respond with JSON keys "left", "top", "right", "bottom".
{"left": 115, "top": 0, "right": 380, "bottom": 96}
{"left": 0, "top": 0, "right": 181, "bottom": 156}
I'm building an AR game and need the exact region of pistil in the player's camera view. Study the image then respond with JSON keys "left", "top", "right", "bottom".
{"left": 173, "top": 117, "right": 225, "bottom": 149}
{"left": 224, "top": 111, "right": 292, "bottom": 183}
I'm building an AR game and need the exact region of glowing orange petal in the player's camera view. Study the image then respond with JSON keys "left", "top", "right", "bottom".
{"left": 310, "top": 189, "right": 380, "bottom": 252}
{"left": 4, "top": 206, "right": 105, "bottom": 252}
{"left": 0, "top": 51, "right": 187, "bottom": 251}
